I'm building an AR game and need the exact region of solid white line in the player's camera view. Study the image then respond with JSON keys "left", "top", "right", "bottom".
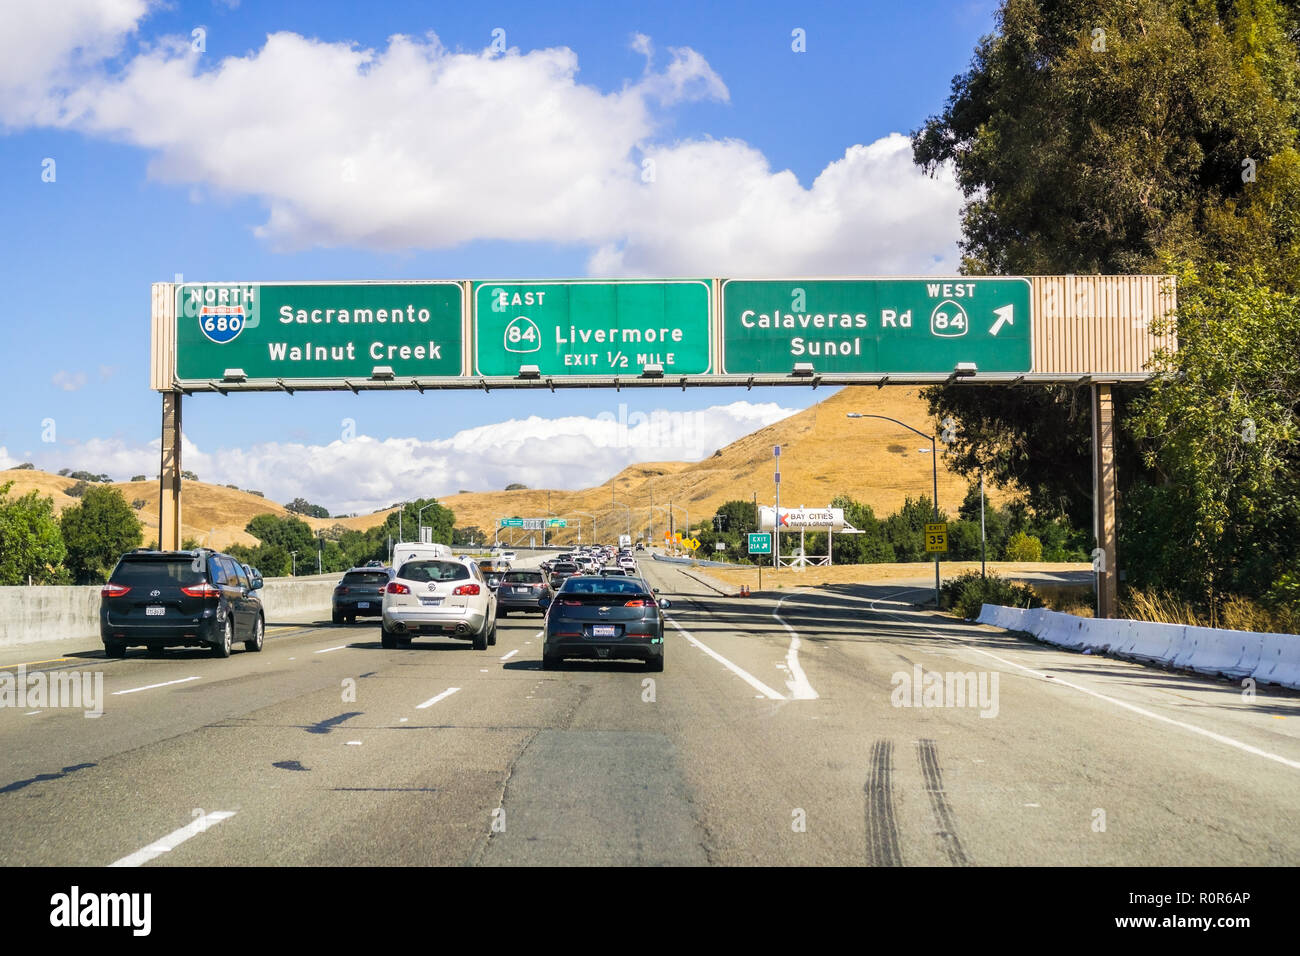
{"left": 773, "top": 593, "right": 819, "bottom": 700}
{"left": 108, "top": 811, "right": 236, "bottom": 867}
{"left": 872, "top": 600, "right": 1300, "bottom": 773}
{"left": 314, "top": 645, "right": 348, "bottom": 654}
{"left": 499, "top": 649, "right": 519, "bottom": 662}
{"left": 112, "top": 676, "right": 200, "bottom": 696}
{"left": 666, "top": 617, "right": 785, "bottom": 700}
{"left": 416, "top": 687, "right": 461, "bottom": 709}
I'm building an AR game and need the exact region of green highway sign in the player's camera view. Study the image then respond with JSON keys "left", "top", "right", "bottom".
{"left": 547, "top": 518, "right": 568, "bottom": 527}
{"left": 499, "top": 518, "right": 524, "bottom": 528}
{"left": 473, "top": 281, "right": 712, "bottom": 377}
{"left": 748, "top": 532, "right": 772, "bottom": 554}
{"left": 175, "top": 282, "right": 464, "bottom": 382}
{"left": 721, "top": 278, "right": 1032, "bottom": 375}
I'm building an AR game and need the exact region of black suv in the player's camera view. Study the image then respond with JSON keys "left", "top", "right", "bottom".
{"left": 100, "top": 550, "right": 265, "bottom": 658}
{"left": 332, "top": 566, "right": 393, "bottom": 623}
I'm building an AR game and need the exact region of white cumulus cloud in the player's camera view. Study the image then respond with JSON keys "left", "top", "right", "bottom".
{"left": 26, "top": 401, "right": 796, "bottom": 515}
{"left": 0, "top": 4, "right": 961, "bottom": 273}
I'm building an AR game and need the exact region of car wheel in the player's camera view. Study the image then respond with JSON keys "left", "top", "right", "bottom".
{"left": 381, "top": 626, "right": 397, "bottom": 650}
{"left": 212, "top": 617, "right": 233, "bottom": 658}
{"left": 332, "top": 610, "right": 343, "bottom": 625}
{"left": 146, "top": 643, "right": 165, "bottom": 658}
{"left": 487, "top": 620, "right": 498, "bottom": 646}
{"left": 647, "top": 653, "right": 664, "bottom": 673}
{"left": 472, "top": 624, "right": 489, "bottom": 651}
{"left": 104, "top": 641, "right": 127, "bottom": 659}
{"left": 397, "top": 636, "right": 412, "bottom": 647}
{"left": 347, "top": 614, "right": 357, "bottom": 624}
{"left": 245, "top": 615, "right": 264, "bottom": 652}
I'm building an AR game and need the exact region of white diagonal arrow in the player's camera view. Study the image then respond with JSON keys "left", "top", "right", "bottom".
{"left": 989, "top": 304, "right": 1014, "bottom": 336}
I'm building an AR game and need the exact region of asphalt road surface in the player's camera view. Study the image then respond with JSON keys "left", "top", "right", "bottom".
{"left": 2, "top": 553, "right": 1298, "bottom": 866}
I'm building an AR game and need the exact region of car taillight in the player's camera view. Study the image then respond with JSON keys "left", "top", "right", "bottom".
{"left": 180, "top": 582, "right": 221, "bottom": 598}
{"left": 101, "top": 583, "right": 131, "bottom": 598}
{"left": 624, "top": 599, "right": 649, "bottom": 607}
{"left": 452, "top": 584, "right": 481, "bottom": 596}
{"left": 387, "top": 582, "right": 410, "bottom": 594}
{"left": 560, "top": 599, "right": 582, "bottom": 606}
{"left": 336, "top": 586, "right": 349, "bottom": 595}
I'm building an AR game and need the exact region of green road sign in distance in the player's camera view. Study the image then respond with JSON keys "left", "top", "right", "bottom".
{"left": 721, "top": 278, "right": 1032, "bottom": 374}
{"left": 748, "top": 532, "right": 772, "bottom": 554}
{"left": 473, "top": 281, "right": 711, "bottom": 377}
{"left": 500, "top": 518, "right": 524, "bottom": 528}
{"left": 175, "top": 283, "right": 464, "bottom": 382}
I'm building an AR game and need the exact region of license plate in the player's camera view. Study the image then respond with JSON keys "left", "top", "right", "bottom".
{"left": 419, "top": 597, "right": 443, "bottom": 606}
{"left": 357, "top": 602, "right": 370, "bottom": 609}
{"left": 591, "top": 625, "right": 616, "bottom": 637}
{"left": 145, "top": 606, "right": 165, "bottom": 616}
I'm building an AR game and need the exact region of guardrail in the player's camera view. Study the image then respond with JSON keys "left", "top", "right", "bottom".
{"left": 976, "top": 605, "right": 1300, "bottom": 690}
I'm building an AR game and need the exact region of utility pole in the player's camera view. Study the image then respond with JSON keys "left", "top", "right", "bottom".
{"left": 773, "top": 445, "right": 782, "bottom": 570}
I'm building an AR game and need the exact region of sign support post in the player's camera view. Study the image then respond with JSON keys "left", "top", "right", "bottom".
{"left": 159, "top": 392, "right": 182, "bottom": 551}
{"left": 1092, "top": 384, "right": 1119, "bottom": 618}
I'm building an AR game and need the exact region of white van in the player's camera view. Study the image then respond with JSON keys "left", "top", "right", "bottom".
{"left": 390, "top": 542, "right": 453, "bottom": 568}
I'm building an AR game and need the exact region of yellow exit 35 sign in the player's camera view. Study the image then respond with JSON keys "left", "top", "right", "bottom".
{"left": 925, "top": 522, "right": 948, "bottom": 553}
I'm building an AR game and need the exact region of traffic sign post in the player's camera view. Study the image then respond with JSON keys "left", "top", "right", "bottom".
{"left": 473, "top": 281, "right": 712, "bottom": 377}
{"left": 721, "top": 278, "right": 1031, "bottom": 375}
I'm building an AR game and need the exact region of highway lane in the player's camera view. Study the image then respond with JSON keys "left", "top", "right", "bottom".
{"left": 0, "top": 554, "right": 1296, "bottom": 866}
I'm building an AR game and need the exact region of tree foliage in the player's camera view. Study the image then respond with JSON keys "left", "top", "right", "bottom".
{"left": 0, "top": 482, "right": 66, "bottom": 585}
{"left": 911, "top": 0, "right": 1300, "bottom": 613}
{"left": 60, "top": 485, "right": 142, "bottom": 584}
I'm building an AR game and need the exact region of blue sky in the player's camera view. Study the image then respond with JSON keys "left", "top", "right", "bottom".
{"left": 0, "top": 0, "right": 995, "bottom": 513}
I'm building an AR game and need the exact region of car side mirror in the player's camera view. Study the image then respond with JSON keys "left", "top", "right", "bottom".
{"left": 251, "top": 575, "right": 263, "bottom": 590}
{"left": 659, "top": 599, "right": 672, "bottom": 609}
{"left": 652, "top": 588, "right": 661, "bottom": 594}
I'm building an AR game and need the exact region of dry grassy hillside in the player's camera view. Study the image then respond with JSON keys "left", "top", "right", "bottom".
{"left": 0, "top": 385, "right": 1012, "bottom": 550}
{"left": 439, "top": 386, "right": 1011, "bottom": 546}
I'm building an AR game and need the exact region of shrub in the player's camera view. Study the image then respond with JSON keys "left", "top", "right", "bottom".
{"left": 942, "top": 571, "right": 1042, "bottom": 620}
{"left": 1004, "top": 531, "right": 1043, "bottom": 562}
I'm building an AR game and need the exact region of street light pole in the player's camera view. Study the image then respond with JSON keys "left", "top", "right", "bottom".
{"left": 290, "top": 550, "right": 298, "bottom": 577}
{"left": 847, "top": 413, "right": 941, "bottom": 609}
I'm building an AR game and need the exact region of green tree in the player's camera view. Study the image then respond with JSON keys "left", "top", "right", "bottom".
{"left": 911, "top": 0, "right": 1300, "bottom": 535}
{"left": 884, "top": 496, "right": 946, "bottom": 563}
{"left": 60, "top": 485, "right": 142, "bottom": 584}
{"left": 0, "top": 482, "right": 67, "bottom": 585}
{"left": 1004, "top": 531, "right": 1044, "bottom": 562}
{"left": 829, "top": 494, "right": 894, "bottom": 564}
{"left": 1126, "top": 266, "right": 1300, "bottom": 619}
{"left": 285, "top": 497, "right": 330, "bottom": 519}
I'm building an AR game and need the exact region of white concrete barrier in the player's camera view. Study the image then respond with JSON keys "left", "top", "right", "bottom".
{"left": 1252, "top": 634, "right": 1300, "bottom": 689}
{"left": 979, "top": 603, "right": 1298, "bottom": 686}
{"left": 1125, "top": 622, "right": 1185, "bottom": 664}
{"left": 1183, "top": 626, "right": 1261, "bottom": 679}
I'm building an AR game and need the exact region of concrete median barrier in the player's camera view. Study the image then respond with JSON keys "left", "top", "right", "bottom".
{"left": 0, "top": 577, "right": 340, "bottom": 649}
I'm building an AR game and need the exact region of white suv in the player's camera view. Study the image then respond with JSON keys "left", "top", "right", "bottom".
{"left": 382, "top": 555, "right": 497, "bottom": 649}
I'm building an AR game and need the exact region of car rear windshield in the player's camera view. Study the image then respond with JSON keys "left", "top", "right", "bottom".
{"left": 559, "top": 578, "right": 648, "bottom": 595}
{"left": 342, "top": 571, "right": 389, "bottom": 586}
{"left": 112, "top": 557, "right": 204, "bottom": 587}
{"left": 503, "top": 571, "right": 543, "bottom": 583}
{"left": 552, "top": 563, "right": 578, "bottom": 572}
{"left": 398, "top": 560, "right": 470, "bottom": 582}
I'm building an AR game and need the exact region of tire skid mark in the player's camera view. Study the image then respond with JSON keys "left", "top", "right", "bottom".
{"left": 917, "top": 739, "right": 970, "bottom": 866}
{"left": 865, "top": 739, "right": 903, "bottom": 867}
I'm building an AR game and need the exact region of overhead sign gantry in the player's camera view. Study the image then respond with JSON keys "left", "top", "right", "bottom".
{"left": 150, "top": 273, "right": 1178, "bottom": 618}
